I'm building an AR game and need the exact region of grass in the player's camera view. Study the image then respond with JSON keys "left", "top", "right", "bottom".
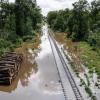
{"left": 53, "top": 32, "right": 99, "bottom": 99}
{"left": 54, "top": 32, "right": 85, "bottom": 73}
{"left": 85, "top": 86, "right": 96, "bottom": 100}
{"left": 76, "top": 42, "right": 100, "bottom": 77}
{"left": 80, "top": 78, "right": 96, "bottom": 100}
{"left": 0, "top": 33, "right": 39, "bottom": 56}
{"left": 54, "top": 32, "right": 100, "bottom": 77}
{"left": 54, "top": 32, "right": 99, "bottom": 99}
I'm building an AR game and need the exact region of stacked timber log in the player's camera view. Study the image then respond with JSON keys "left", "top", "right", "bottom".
{"left": 0, "top": 52, "right": 23, "bottom": 85}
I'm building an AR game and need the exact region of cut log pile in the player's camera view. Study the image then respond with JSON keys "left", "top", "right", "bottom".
{"left": 0, "top": 52, "right": 23, "bottom": 85}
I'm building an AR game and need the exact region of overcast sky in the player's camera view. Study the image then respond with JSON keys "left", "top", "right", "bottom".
{"left": 9, "top": 0, "right": 93, "bottom": 16}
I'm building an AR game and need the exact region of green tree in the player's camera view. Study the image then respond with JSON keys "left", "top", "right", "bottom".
{"left": 47, "top": 11, "right": 58, "bottom": 28}
{"left": 90, "top": 0, "right": 100, "bottom": 32}
{"left": 0, "top": 0, "right": 42, "bottom": 55}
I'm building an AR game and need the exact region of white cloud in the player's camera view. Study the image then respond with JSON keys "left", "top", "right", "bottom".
{"left": 9, "top": 0, "right": 15, "bottom": 3}
{"left": 37, "top": 0, "right": 93, "bottom": 16}
{"left": 9, "top": 0, "right": 93, "bottom": 16}
{"left": 37, "top": 0, "right": 78, "bottom": 16}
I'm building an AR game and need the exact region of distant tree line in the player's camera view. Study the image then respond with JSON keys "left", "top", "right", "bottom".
{"left": 0, "top": 0, "right": 42, "bottom": 55}
{"left": 47, "top": 0, "right": 100, "bottom": 49}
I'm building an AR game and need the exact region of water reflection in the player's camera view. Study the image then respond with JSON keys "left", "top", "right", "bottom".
{"left": 34, "top": 25, "right": 62, "bottom": 94}
{"left": 0, "top": 38, "right": 40, "bottom": 92}
{"left": 0, "top": 25, "right": 64, "bottom": 100}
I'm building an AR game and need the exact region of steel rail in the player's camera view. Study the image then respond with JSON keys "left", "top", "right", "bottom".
{"left": 48, "top": 32, "right": 84, "bottom": 100}
{"left": 48, "top": 35, "right": 68, "bottom": 100}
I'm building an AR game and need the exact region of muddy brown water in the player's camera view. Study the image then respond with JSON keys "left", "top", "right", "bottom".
{"left": 0, "top": 25, "right": 64, "bottom": 100}
{"left": 54, "top": 32, "right": 84, "bottom": 72}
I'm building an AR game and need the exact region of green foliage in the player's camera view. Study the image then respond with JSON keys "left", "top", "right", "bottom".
{"left": 47, "top": 0, "right": 90, "bottom": 41}
{"left": 15, "top": 0, "right": 42, "bottom": 36}
{"left": 0, "top": 39, "right": 11, "bottom": 49}
{"left": 0, "top": 38, "right": 12, "bottom": 55}
{"left": 7, "top": 31, "right": 19, "bottom": 42}
{"left": 47, "top": 0, "right": 100, "bottom": 49}
{"left": 85, "top": 86, "right": 96, "bottom": 100}
{"left": 0, "top": 0, "right": 42, "bottom": 36}
{"left": 22, "top": 35, "right": 34, "bottom": 42}
{"left": 24, "top": 17, "right": 33, "bottom": 35}
{"left": 90, "top": 0, "right": 100, "bottom": 32}
{"left": 80, "top": 78, "right": 96, "bottom": 100}
{"left": 47, "top": 11, "right": 58, "bottom": 28}
{"left": 76, "top": 42, "right": 100, "bottom": 77}
{"left": 53, "top": 12, "right": 65, "bottom": 32}
{"left": 0, "top": 0, "right": 42, "bottom": 55}
{"left": 88, "top": 32, "right": 100, "bottom": 49}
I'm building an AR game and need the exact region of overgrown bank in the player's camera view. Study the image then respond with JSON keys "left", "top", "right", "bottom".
{"left": 53, "top": 32, "right": 99, "bottom": 100}
{"left": 0, "top": 32, "right": 40, "bottom": 56}
{"left": 47, "top": 0, "right": 100, "bottom": 77}
{"left": 0, "top": 0, "right": 42, "bottom": 56}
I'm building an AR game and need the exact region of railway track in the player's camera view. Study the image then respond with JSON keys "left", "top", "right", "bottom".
{"left": 48, "top": 32, "right": 84, "bottom": 100}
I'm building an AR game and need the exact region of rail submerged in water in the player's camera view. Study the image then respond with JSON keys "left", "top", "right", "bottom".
{"left": 0, "top": 52, "right": 23, "bottom": 85}
{"left": 48, "top": 31, "right": 84, "bottom": 100}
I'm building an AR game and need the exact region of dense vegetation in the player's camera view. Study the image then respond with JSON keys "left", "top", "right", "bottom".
{"left": 0, "top": 0, "right": 42, "bottom": 55}
{"left": 47, "top": 0, "right": 100, "bottom": 77}
{"left": 47, "top": 0, "right": 100, "bottom": 51}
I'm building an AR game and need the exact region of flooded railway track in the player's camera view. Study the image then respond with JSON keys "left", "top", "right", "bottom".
{"left": 0, "top": 25, "right": 84, "bottom": 100}
{"left": 0, "top": 25, "right": 65, "bottom": 100}
{"left": 48, "top": 32, "right": 84, "bottom": 100}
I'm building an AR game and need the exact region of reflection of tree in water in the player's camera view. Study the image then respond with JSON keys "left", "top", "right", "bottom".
{"left": 0, "top": 41, "right": 39, "bottom": 93}
{"left": 19, "top": 51, "right": 38, "bottom": 87}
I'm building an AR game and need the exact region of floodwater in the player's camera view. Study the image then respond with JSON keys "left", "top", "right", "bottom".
{"left": 0, "top": 25, "right": 64, "bottom": 100}
{"left": 54, "top": 32, "right": 84, "bottom": 72}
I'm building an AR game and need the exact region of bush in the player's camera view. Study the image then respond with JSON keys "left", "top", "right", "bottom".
{"left": 88, "top": 33, "right": 96, "bottom": 46}
{"left": 14, "top": 38, "right": 23, "bottom": 48}
{"left": 0, "top": 38, "right": 12, "bottom": 55}
{"left": 22, "top": 35, "right": 33, "bottom": 42}
{"left": 87, "top": 33, "right": 100, "bottom": 49}
{"left": 71, "top": 32, "right": 79, "bottom": 41}
{"left": 0, "top": 38, "right": 12, "bottom": 48}
{"left": 7, "top": 31, "right": 19, "bottom": 43}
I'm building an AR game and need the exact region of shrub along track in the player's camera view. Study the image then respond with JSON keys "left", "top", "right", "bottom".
{"left": 48, "top": 31, "right": 84, "bottom": 100}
